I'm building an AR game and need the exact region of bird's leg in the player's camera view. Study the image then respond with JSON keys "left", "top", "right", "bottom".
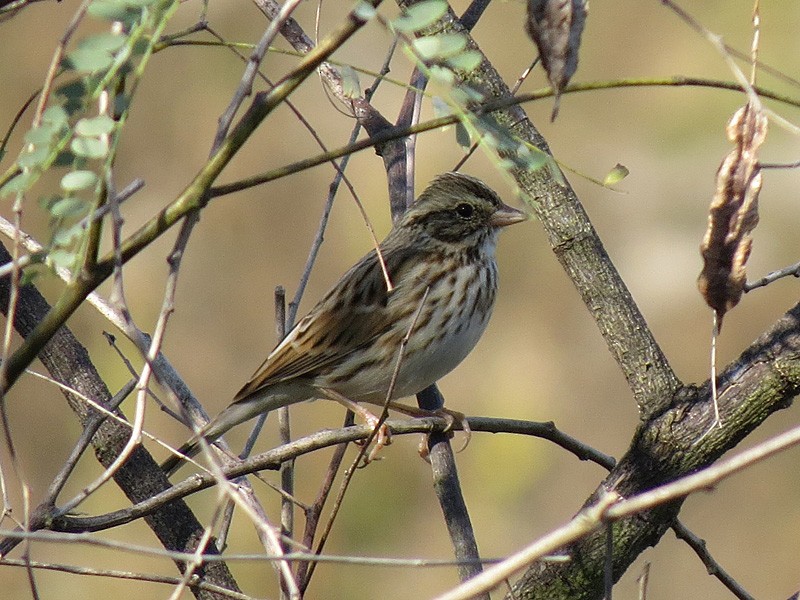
{"left": 376, "top": 401, "right": 472, "bottom": 455}
{"left": 319, "top": 389, "right": 392, "bottom": 458}
{"left": 387, "top": 401, "right": 470, "bottom": 436}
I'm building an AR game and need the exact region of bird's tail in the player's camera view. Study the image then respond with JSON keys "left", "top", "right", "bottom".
{"left": 161, "top": 386, "right": 310, "bottom": 476}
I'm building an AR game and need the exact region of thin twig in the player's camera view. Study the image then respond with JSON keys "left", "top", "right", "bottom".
{"left": 50, "top": 415, "right": 611, "bottom": 532}
{"left": 432, "top": 493, "right": 622, "bottom": 600}
{"left": 212, "top": 0, "right": 305, "bottom": 150}
{"left": 671, "top": 521, "right": 755, "bottom": 600}
{"left": 43, "top": 380, "right": 135, "bottom": 504}
{"left": 274, "top": 286, "right": 295, "bottom": 570}
{"left": 303, "top": 287, "right": 431, "bottom": 587}
{"left": 30, "top": 0, "right": 91, "bottom": 126}
{"left": 744, "top": 260, "right": 800, "bottom": 291}
{"left": 0, "top": 178, "right": 143, "bottom": 280}
{"left": 296, "top": 411, "right": 353, "bottom": 592}
{"left": 208, "top": 75, "right": 800, "bottom": 199}
{"left": 0, "top": 557, "right": 253, "bottom": 600}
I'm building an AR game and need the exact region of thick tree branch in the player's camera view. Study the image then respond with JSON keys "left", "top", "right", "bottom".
{"left": 396, "top": 0, "right": 680, "bottom": 417}
{"left": 0, "top": 242, "right": 240, "bottom": 600}
{"left": 391, "top": 3, "right": 800, "bottom": 598}
{"left": 511, "top": 301, "right": 800, "bottom": 599}
{"left": 0, "top": 0, "right": 384, "bottom": 399}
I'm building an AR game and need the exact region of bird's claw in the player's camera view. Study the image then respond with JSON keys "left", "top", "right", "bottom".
{"left": 354, "top": 412, "right": 391, "bottom": 465}
{"left": 415, "top": 408, "right": 471, "bottom": 459}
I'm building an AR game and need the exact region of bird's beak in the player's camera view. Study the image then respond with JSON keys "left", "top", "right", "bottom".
{"left": 490, "top": 203, "right": 528, "bottom": 228}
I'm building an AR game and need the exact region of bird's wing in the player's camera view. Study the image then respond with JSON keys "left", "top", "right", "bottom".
{"left": 233, "top": 242, "right": 417, "bottom": 402}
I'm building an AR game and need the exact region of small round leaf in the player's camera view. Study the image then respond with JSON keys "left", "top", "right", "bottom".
{"left": 18, "top": 146, "right": 50, "bottom": 168}
{"left": 42, "top": 106, "right": 69, "bottom": 129}
{"left": 61, "top": 170, "right": 98, "bottom": 191}
{"left": 446, "top": 50, "right": 483, "bottom": 73}
{"left": 24, "top": 127, "right": 56, "bottom": 146}
{"left": 88, "top": 0, "right": 140, "bottom": 23}
{"left": 393, "top": 1, "right": 448, "bottom": 33}
{"left": 65, "top": 47, "right": 113, "bottom": 73}
{"left": 50, "top": 197, "right": 88, "bottom": 218}
{"left": 75, "top": 115, "right": 116, "bottom": 137}
{"left": 71, "top": 137, "right": 109, "bottom": 159}
{"left": 0, "top": 172, "right": 35, "bottom": 197}
{"left": 79, "top": 32, "right": 127, "bottom": 53}
{"left": 53, "top": 224, "right": 85, "bottom": 246}
{"left": 48, "top": 249, "right": 78, "bottom": 269}
{"left": 603, "top": 164, "right": 630, "bottom": 186}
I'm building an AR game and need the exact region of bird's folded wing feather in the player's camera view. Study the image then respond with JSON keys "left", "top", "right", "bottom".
{"left": 233, "top": 243, "right": 417, "bottom": 402}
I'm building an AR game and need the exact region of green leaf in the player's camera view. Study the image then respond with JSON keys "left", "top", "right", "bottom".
{"left": 55, "top": 80, "right": 88, "bottom": 115}
{"left": 53, "top": 150, "right": 76, "bottom": 167}
{"left": 17, "top": 146, "right": 50, "bottom": 168}
{"left": 353, "top": 1, "right": 377, "bottom": 20}
{"left": 56, "top": 80, "right": 88, "bottom": 103}
{"left": 38, "top": 195, "right": 61, "bottom": 211}
{"left": 87, "top": 0, "right": 141, "bottom": 22}
{"left": 393, "top": 0, "right": 447, "bottom": 32}
{"left": 427, "top": 65, "right": 455, "bottom": 85}
{"left": 48, "top": 249, "right": 78, "bottom": 269}
{"left": 547, "top": 160, "right": 567, "bottom": 186}
{"left": 446, "top": 50, "right": 483, "bottom": 73}
{"left": 53, "top": 224, "right": 85, "bottom": 246}
{"left": 459, "top": 85, "right": 485, "bottom": 102}
{"left": 496, "top": 157, "right": 516, "bottom": 171}
{"left": 0, "top": 172, "right": 35, "bottom": 197}
{"left": 75, "top": 115, "right": 116, "bottom": 136}
{"left": 412, "top": 33, "right": 467, "bottom": 61}
{"left": 455, "top": 122, "right": 471, "bottom": 149}
{"left": 130, "top": 37, "right": 150, "bottom": 58}
{"left": 449, "top": 87, "right": 470, "bottom": 105}
{"left": 20, "top": 266, "right": 42, "bottom": 287}
{"left": 42, "top": 105, "right": 69, "bottom": 129}
{"left": 71, "top": 136, "right": 109, "bottom": 159}
{"left": 603, "top": 163, "right": 630, "bottom": 186}
{"left": 50, "top": 197, "right": 88, "bottom": 218}
{"left": 119, "top": 0, "right": 160, "bottom": 6}
{"left": 61, "top": 170, "right": 98, "bottom": 191}
{"left": 24, "top": 126, "right": 57, "bottom": 146}
{"left": 515, "top": 143, "right": 549, "bottom": 171}
{"left": 431, "top": 96, "right": 451, "bottom": 119}
{"left": 339, "top": 65, "right": 361, "bottom": 98}
{"left": 114, "top": 94, "right": 131, "bottom": 115}
{"left": 79, "top": 32, "right": 127, "bottom": 53}
{"left": 65, "top": 47, "right": 114, "bottom": 73}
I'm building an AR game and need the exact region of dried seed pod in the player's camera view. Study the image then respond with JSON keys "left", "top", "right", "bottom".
{"left": 698, "top": 102, "right": 767, "bottom": 328}
{"left": 526, "top": 0, "right": 588, "bottom": 120}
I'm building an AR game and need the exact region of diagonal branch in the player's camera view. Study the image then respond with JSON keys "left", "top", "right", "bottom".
{"left": 397, "top": 0, "right": 680, "bottom": 416}
{"left": 0, "top": 0, "right": 385, "bottom": 399}
{"left": 0, "top": 241, "right": 240, "bottom": 600}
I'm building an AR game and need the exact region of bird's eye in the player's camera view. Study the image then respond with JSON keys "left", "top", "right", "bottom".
{"left": 455, "top": 203, "right": 474, "bottom": 219}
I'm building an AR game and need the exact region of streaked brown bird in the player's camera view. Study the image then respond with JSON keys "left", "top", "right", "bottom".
{"left": 163, "top": 172, "right": 526, "bottom": 474}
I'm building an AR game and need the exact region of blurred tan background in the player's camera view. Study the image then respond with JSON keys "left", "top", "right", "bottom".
{"left": 1, "top": 1, "right": 800, "bottom": 598}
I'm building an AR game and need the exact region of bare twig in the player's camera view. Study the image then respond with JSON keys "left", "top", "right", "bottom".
{"left": 0, "top": 557, "right": 253, "bottom": 600}
{"left": 432, "top": 493, "right": 622, "bottom": 600}
{"left": 0, "top": 242, "right": 243, "bottom": 596}
{"left": 43, "top": 380, "right": 135, "bottom": 504}
{"left": 30, "top": 0, "right": 91, "bottom": 126}
{"left": 296, "top": 411, "right": 352, "bottom": 592}
{"left": 744, "top": 260, "right": 800, "bottom": 291}
{"left": 671, "top": 521, "right": 754, "bottom": 600}
{"left": 606, "top": 422, "right": 800, "bottom": 521}
{"left": 212, "top": 0, "right": 305, "bottom": 150}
